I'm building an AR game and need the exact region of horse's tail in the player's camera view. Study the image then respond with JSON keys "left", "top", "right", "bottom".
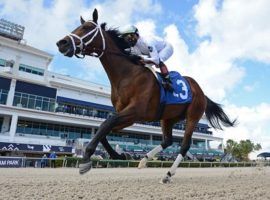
{"left": 205, "top": 96, "right": 237, "bottom": 130}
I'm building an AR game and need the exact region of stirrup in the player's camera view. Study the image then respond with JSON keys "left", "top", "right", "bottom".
{"left": 164, "top": 74, "right": 172, "bottom": 84}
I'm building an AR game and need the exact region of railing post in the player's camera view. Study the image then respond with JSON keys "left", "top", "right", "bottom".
{"left": 21, "top": 157, "right": 24, "bottom": 168}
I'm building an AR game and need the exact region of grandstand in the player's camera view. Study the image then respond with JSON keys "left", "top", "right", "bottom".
{"left": 0, "top": 19, "right": 224, "bottom": 161}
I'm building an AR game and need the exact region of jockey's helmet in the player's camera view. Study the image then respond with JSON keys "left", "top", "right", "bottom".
{"left": 118, "top": 25, "right": 139, "bottom": 47}
{"left": 118, "top": 25, "right": 139, "bottom": 36}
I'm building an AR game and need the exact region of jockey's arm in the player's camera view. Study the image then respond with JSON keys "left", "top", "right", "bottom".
{"left": 140, "top": 45, "right": 160, "bottom": 66}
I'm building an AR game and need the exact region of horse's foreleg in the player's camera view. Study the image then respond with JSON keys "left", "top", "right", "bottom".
{"left": 100, "top": 137, "right": 131, "bottom": 160}
{"left": 83, "top": 116, "right": 119, "bottom": 160}
{"left": 100, "top": 122, "right": 135, "bottom": 160}
{"left": 79, "top": 115, "right": 119, "bottom": 174}
{"left": 79, "top": 109, "right": 136, "bottom": 174}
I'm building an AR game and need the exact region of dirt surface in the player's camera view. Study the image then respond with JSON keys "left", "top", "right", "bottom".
{"left": 0, "top": 167, "right": 269, "bottom": 200}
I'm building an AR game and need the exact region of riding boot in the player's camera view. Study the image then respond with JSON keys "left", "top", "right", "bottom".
{"left": 159, "top": 61, "right": 173, "bottom": 92}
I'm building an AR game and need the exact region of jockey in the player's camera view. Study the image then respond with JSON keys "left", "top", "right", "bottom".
{"left": 118, "top": 25, "right": 174, "bottom": 92}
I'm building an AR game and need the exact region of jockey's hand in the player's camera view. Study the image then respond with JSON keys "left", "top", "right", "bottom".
{"left": 139, "top": 56, "right": 157, "bottom": 66}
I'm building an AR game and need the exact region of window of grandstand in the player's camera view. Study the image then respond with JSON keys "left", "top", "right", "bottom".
{"left": 0, "top": 117, "right": 3, "bottom": 132}
{"left": 108, "top": 132, "right": 150, "bottom": 145}
{"left": 55, "top": 101, "right": 113, "bottom": 119}
{"left": 19, "top": 64, "right": 44, "bottom": 76}
{"left": 192, "top": 140, "right": 206, "bottom": 148}
{"left": 0, "top": 58, "right": 6, "bottom": 67}
{"left": 13, "top": 92, "right": 56, "bottom": 111}
{"left": 173, "top": 123, "right": 185, "bottom": 130}
{"left": 152, "top": 135, "right": 162, "bottom": 145}
{"left": 0, "top": 58, "right": 14, "bottom": 68}
{"left": 16, "top": 120, "right": 92, "bottom": 139}
{"left": 56, "top": 102, "right": 94, "bottom": 115}
{"left": 0, "top": 89, "right": 8, "bottom": 104}
{"left": 172, "top": 137, "right": 182, "bottom": 146}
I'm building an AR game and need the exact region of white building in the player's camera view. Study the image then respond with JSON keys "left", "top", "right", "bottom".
{"left": 0, "top": 19, "right": 223, "bottom": 159}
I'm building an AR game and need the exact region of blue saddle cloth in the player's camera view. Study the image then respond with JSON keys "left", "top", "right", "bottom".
{"left": 157, "top": 71, "right": 192, "bottom": 105}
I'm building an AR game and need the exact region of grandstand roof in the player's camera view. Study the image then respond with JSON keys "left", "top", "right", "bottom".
{"left": 0, "top": 32, "right": 53, "bottom": 60}
{"left": 257, "top": 152, "right": 270, "bottom": 158}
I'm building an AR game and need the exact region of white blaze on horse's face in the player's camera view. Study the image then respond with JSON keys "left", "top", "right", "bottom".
{"left": 56, "top": 9, "right": 105, "bottom": 58}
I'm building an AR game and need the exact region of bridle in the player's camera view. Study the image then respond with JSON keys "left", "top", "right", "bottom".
{"left": 66, "top": 21, "right": 106, "bottom": 58}
{"left": 65, "top": 20, "right": 138, "bottom": 61}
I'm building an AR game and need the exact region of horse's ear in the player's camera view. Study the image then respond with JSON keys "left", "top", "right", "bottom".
{"left": 80, "top": 16, "right": 85, "bottom": 24}
{"left": 92, "top": 8, "right": 98, "bottom": 23}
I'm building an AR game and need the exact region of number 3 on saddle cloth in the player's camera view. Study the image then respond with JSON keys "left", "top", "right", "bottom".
{"left": 157, "top": 71, "right": 192, "bottom": 105}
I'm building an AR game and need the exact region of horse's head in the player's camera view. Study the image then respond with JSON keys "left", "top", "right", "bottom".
{"left": 56, "top": 9, "right": 105, "bottom": 58}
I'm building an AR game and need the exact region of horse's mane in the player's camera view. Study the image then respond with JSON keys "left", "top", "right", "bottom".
{"left": 101, "top": 23, "right": 141, "bottom": 64}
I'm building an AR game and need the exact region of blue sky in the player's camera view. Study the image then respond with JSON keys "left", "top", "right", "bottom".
{"left": 229, "top": 59, "right": 270, "bottom": 106}
{"left": 1, "top": 0, "right": 270, "bottom": 155}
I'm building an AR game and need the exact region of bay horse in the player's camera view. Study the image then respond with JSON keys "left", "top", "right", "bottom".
{"left": 56, "top": 9, "right": 236, "bottom": 183}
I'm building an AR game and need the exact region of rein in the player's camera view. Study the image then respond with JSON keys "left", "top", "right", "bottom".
{"left": 86, "top": 46, "right": 128, "bottom": 58}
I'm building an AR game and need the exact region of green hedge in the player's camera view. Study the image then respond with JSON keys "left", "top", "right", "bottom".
{"left": 93, "top": 160, "right": 130, "bottom": 168}
{"left": 64, "top": 157, "right": 82, "bottom": 167}
{"left": 128, "top": 161, "right": 140, "bottom": 167}
{"left": 55, "top": 159, "right": 64, "bottom": 167}
{"left": 59, "top": 158, "right": 258, "bottom": 169}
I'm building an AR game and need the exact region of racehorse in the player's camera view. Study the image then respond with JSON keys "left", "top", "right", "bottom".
{"left": 56, "top": 9, "right": 236, "bottom": 183}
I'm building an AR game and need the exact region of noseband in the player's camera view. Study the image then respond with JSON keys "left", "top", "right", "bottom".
{"left": 67, "top": 21, "right": 106, "bottom": 58}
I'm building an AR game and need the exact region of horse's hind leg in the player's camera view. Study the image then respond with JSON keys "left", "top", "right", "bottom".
{"left": 138, "top": 119, "right": 176, "bottom": 169}
{"left": 161, "top": 101, "right": 205, "bottom": 183}
{"left": 161, "top": 120, "right": 197, "bottom": 183}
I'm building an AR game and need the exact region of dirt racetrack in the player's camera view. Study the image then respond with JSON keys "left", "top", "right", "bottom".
{"left": 0, "top": 167, "right": 269, "bottom": 200}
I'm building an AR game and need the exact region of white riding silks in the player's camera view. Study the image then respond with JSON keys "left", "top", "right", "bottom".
{"left": 132, "top": 36, "right": 174, "bottom": 66}
{"left": 130, "top": 46, "right": 142, "bottom": 56}
{"left": 146, "top": 145, "right": 163, "bottom": 159}
{"left": 169, "top": 154, "right": 183, "bottom": 176}
{"left": 158, "top": 43, "right": 174, "bottom": 63}
{"left": 135, "top": 37, "right": 150, "bottom": 55}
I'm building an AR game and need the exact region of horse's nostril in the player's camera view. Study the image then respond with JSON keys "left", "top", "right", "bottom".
{"left": 57, "top": 39, "right": 68, "bottom": 47}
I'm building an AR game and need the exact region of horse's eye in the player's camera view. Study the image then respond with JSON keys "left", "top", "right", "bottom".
{"left": 82, "top": 25, "right": 91, "bottom": 30}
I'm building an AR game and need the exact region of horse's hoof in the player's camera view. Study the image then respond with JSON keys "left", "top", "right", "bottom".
{"left": 79, "top": 161, "right": 92, "bottom": 175}
{"left": 160, "top": 176, "right": 172, "bottom": 184}
{"left": 138, "top": 157, "right": 148, "bottom": 169}
{"left": 121, "top": 153, "right": 132, "bottom": 160}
